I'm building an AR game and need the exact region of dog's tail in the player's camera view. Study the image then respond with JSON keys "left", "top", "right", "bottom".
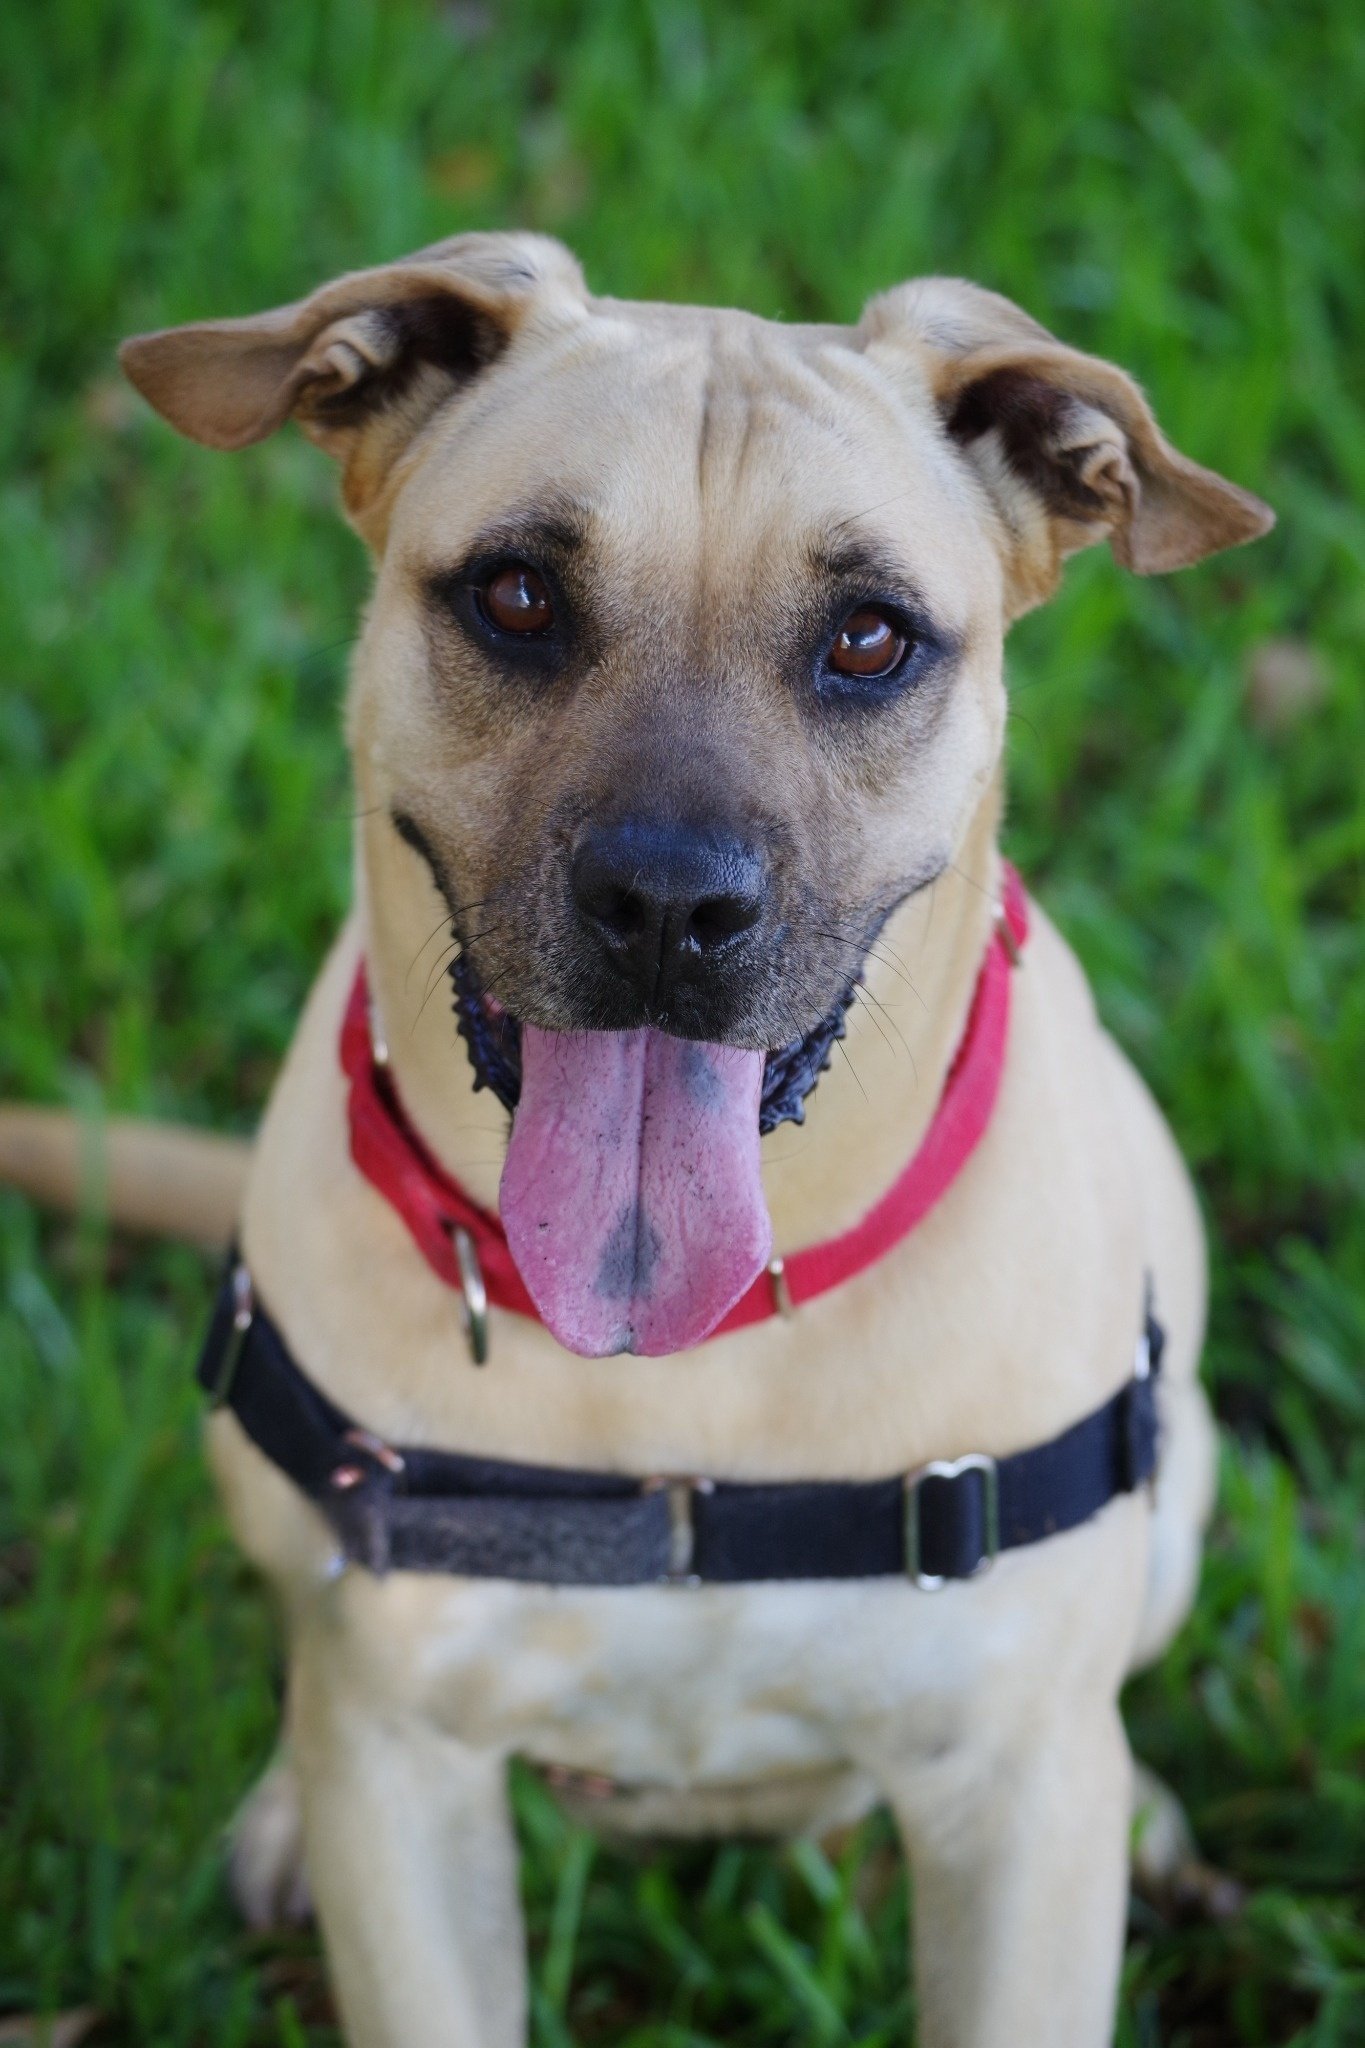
{"left": 0, "top": 1106, "right": 249, "bottom": 1246}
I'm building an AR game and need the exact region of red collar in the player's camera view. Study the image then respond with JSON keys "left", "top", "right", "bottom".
{"left": 341, "top": 866, "right": 1028, "bottom": 1346}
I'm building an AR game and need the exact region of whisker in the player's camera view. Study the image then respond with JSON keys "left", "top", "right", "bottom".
{"left": 806, "top": 927, "right": 927, "bottom": 1007}
{"left": 833, "top": 1036, "right": 868, "bottom": 1104}
{"left": 412, "top": 926, "right": 501, "bottom": 1028}
{"left": 407, "top": 898, "right": 495, "bottom": 994}
{"left": 293, "top": 630, "right": 360, "bottom": 675}
{"left": 420, "top": 939, "right": 462, "bottom": 1006}
{"left": 862, "top": 946, "right": 928, "bottom": 1010}
{"left": 947, "top": 858, "right": 994, "bottom": 905}
{"left": 861, "top": 987, "right": 919, "bottom": 1088}
{"left": 406, "top": 912, "right": 456, "bottom": 988}
{"left": 829, "top": 485, "right": 920, "bottom": 534}
{"left": 922, "top": 873, "right": 939, "bottom": 943}
{"left": 412, "top": 963, "right": 456, "bottom": 1029}
{"left": 851, "top": 988, "right": 897, "bottom": 1062}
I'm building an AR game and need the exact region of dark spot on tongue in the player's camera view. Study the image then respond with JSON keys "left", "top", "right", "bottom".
{"left": 500, "top": 1023, "right": 771, "bottom": 1356}
{"left": 679, "top": 1041, "right": 727, "bottom": 1110}
{"left": 595, "top": 1199, "right": 662, "bottom": 1303}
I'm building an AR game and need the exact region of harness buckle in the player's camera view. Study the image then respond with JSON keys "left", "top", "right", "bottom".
{"left": 1133, "top": 1319, "right": 1153, "bottom": 1383}
{"left": 342, "top": 1426, "right": 407, "bottom": 1477}
{"left": 904, "top": 1452, "right": 999, "bottom": 1590}
{"left": 209, "top": 1263, "right": 255, "bottom": 1408}
{"left": 450, "top": 1225, "right": 490, "bottom": 1366}
{"left": 1123, "top": 1303, "right": 1162, "bottom": 1501}
{"left": 643, "top": 1474, "right": 715, "bottom": 1585}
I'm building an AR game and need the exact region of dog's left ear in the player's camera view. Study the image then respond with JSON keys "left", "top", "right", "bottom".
{"left": 119, "top": 232, "right": 586, "bottom": 521}
{"left": 861, "top": 277, "right": 1274, "bottom": 615}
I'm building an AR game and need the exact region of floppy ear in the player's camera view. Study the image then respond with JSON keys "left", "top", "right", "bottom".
{"left": 861, "top": 277, "right": 1274, "bottom": 615}
{"left": 119, "top": 232, "right": 585, "bottom": 514}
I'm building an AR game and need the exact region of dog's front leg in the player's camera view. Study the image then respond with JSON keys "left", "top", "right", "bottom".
{"left": 289, "top": 1646, "right": 526, "bottom": 2048}
{"left": 889, "top": 1703, "right": 1132, "bottom": 2048}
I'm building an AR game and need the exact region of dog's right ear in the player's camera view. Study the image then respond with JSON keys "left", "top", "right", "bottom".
{"left": 120, "top": 232, "right": 585, "bottom": 511}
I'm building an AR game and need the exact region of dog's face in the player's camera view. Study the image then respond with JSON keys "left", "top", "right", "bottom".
{"left": 122, "top": 233, "right": 1270, "bottom": 1068}
{"left": 360, "top": 298, "right": 1010, "bottom": 1057}
{"left": 123, "top": 235, "right": 1271, "bottom": 1354}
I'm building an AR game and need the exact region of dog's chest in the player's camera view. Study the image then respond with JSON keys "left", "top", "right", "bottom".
{"left": 321, "top": 1503, "right": 1143, "bottom": 1788}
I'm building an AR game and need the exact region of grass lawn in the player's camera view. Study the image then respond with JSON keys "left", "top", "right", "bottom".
{"left": 2, "top": 1, "right": 1364, "bottom": 2041}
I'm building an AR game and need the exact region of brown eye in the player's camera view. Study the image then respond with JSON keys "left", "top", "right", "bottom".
{"left": 829, "top": 606, "right": 908, "bottom": 679}
{"left": 480, "top": 564, "right": 555, "bottom": 635}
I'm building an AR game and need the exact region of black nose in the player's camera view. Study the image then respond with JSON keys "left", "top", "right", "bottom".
{"left": 571, "top": 818, "right": 767, "bottom": 1002}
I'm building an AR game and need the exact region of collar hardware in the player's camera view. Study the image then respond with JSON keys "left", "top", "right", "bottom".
{"left": 767, "top": 1256, "right": 795, "bottom": 1318}
{"left": 994, "top": 896, "right": 1024, "bottom": 968}
{"left": 451, "top": 1224, "right": 489, "bottom": 1365}
{"left": 904, "top": 1452, "right": 1000, "bottom": 1590}
{"left": 342, "top": 865, "right": 1031, "bottom": 1353}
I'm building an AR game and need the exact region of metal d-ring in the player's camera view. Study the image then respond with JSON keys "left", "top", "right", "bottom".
{"left": 767, "top": 1256, "right": 795, "bottom": 1318}
{"left": 368, "top": 991, "right": 390, "bottom": 1069}
{"left": 209, "top": 1262, "right": 255, "bottom": 1408}
{"left": 451, "top": 1225, "right": 489, "bottom": 1366}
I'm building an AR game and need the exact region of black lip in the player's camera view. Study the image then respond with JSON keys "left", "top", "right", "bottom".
{"left": 448, "top": 937, "right": 876, "bottom": 1136}
{"left": 393, "top": 807, "right": 901, "bottom": 1136}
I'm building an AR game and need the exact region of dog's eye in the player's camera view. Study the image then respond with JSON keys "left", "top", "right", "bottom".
{"left": 478, "top": 565, "right": 555, "bottom": 636}
{"left": 828, "top": 607, "right": 909, "bottom": 679}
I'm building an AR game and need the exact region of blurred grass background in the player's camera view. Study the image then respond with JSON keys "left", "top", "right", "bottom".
{"left": 2, "top": 0, "right": 1363, "bottom": 2042}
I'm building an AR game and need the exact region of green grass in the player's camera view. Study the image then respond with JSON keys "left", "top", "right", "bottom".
{"left": 2, "top": 0, "right": 1363, "bottom": 2040}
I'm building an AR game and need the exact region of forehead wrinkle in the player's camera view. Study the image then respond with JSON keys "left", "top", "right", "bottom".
{"left": 685, "top": 329, "right": 872, "bottom": 510}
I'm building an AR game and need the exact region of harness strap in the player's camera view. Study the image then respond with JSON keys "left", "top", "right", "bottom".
{"left": 199, "top": 1267, "right": 1163, "bottom": 1587}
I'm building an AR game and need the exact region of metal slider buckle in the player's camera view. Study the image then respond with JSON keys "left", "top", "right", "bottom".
{"left": 209, "top": 1263, "right": 255, "bottom": 1408}
{"left": 1133, "top": 1321, "right": 1152, "bottom": 1382}
{"left": 331, "top": 1425, "right": 407, "bottom": 1494}
{"left": 1128, "top": 1294, "right": 1159, "bottom": 1501}
{"left": 450, "top": 1225, "right": 489, "bottom": 1365}
{"left": 994, "top": 900, "right": 1023, "bottom": 968}
{"left": 643, "top": 1474, "right": 715, "bottom": 1586}
{"left": 904, "top": 1451, "right": 999, "bottom": 1591}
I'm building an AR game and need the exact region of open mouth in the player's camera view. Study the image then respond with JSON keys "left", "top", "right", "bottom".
{"left": 447, "top": 944, "right": 870, "bottom": 1358}
{"left": 449, "top": 949, "right": 863, "bottom": 1137}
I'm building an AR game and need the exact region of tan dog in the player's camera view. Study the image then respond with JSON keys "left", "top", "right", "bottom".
{"left": 4, "top": 234, "right": 1272, "bottom": 2047}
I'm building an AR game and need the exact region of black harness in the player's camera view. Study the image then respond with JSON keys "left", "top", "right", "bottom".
{"left": 198, "top": 1262, "right": 1163, "bottom": 1588}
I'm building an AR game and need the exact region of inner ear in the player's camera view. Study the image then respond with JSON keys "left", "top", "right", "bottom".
{"left": 119, "top": 288, "right": 513, "bottom": 457}
{"left": 860, "top": 277, "right": 1273, "bottom": 607}
{"left": 119, "top": 232, "right": 585, "bottom": 469}
{"left": 947, "top": 369, "right": 1135, "bottom": 535}
{"left": 295, "top": 294, "right": 505, "bottom": 435}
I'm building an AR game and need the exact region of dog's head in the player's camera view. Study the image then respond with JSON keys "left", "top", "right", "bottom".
{"left": 123, "top": 234, "right": 1272, "bottom": 1354}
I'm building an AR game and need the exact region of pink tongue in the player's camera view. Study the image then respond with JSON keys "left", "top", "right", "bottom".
{"left": 499, "top": 1026, "right": 771, "bottom": 1357}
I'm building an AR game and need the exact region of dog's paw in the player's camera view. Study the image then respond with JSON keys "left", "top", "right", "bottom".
{"left": 1130, "top": 1762, "right": 1243, "bottom": 1921}
{"left": 228, "top": 1749, "right": 313, "bottom": 1930}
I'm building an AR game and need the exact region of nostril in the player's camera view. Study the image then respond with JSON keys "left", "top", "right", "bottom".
{"left": 571, "top": 843, "right": 642, "bottom": 940}
{"left": 687, "top": 890, "right": 762, "bottom": 949}
{"left": 592, "top": 884, "right": 646, "bottom": 940}
{"left": 571, "top": 818, "right": 768, "bottom": 991}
